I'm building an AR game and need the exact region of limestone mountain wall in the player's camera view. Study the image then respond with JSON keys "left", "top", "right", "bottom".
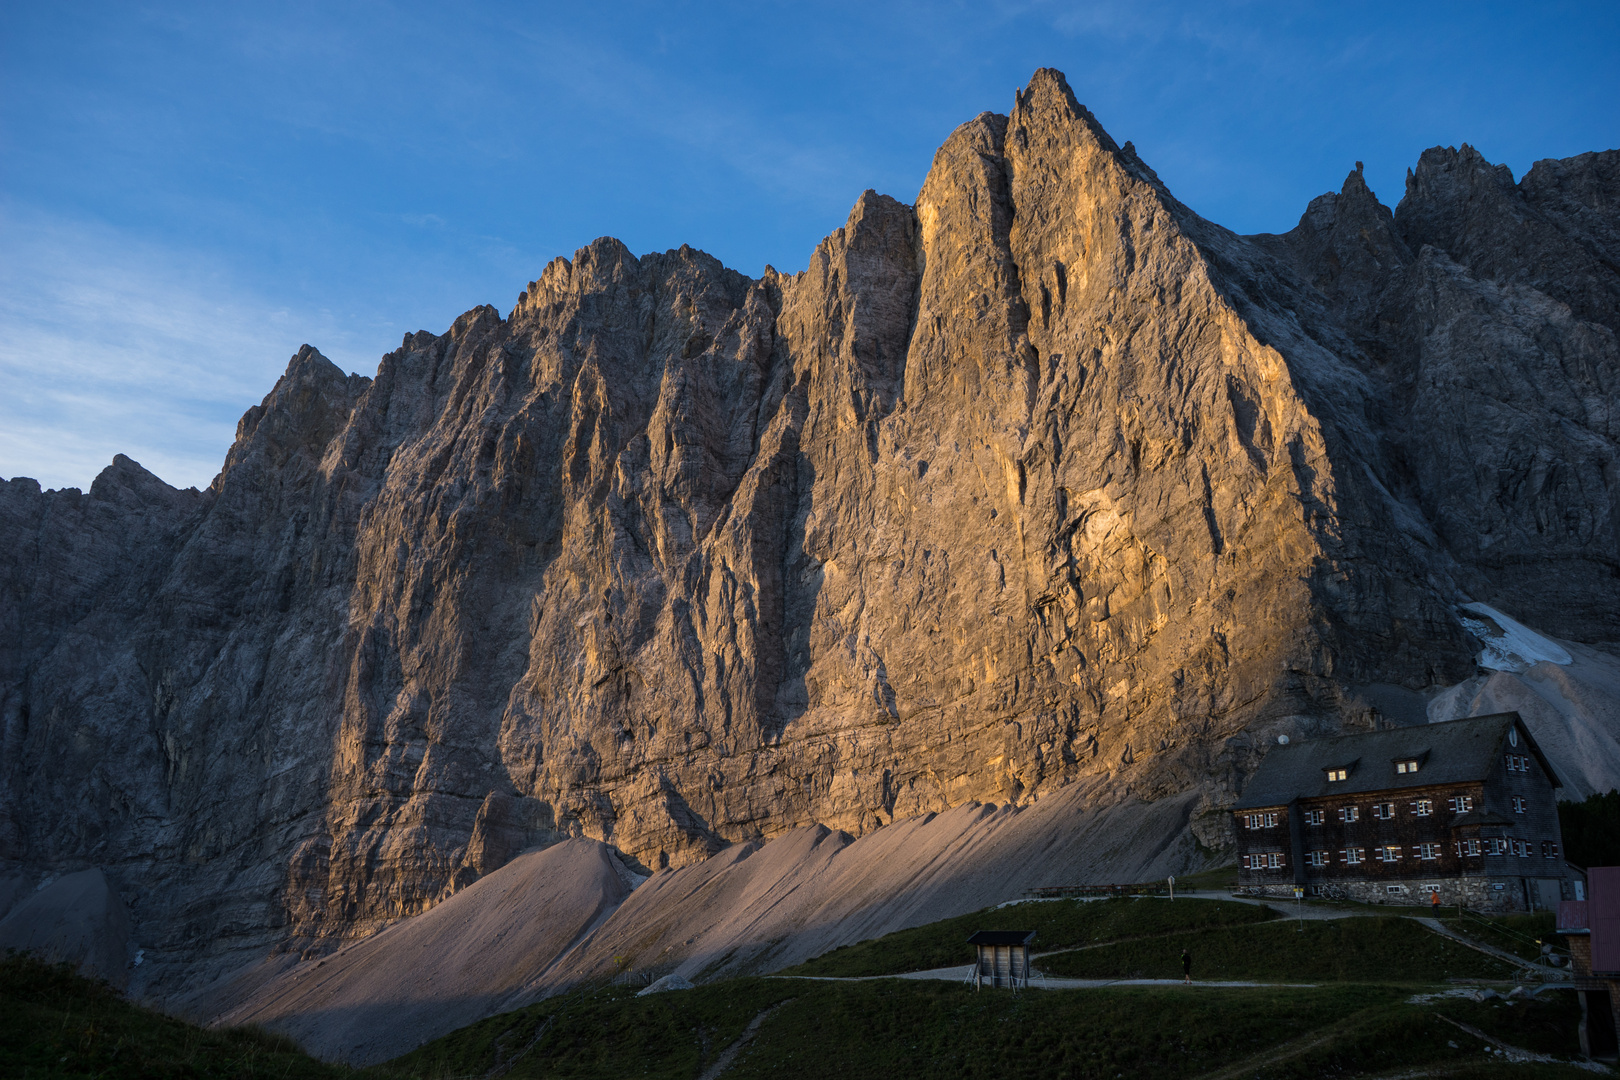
{"left": 2, "top": 69, "right": 1614, "bottom": 995}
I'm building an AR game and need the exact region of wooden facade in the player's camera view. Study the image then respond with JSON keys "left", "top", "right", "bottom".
{"left": 968, "top": 930, "right": 1034, "bottom": 989}
{"left": 1233, "top": 713, "right": 1577, "bottom": 911}
{"left": 1558, "top": 866, "right": 1620, "bottom": 1061}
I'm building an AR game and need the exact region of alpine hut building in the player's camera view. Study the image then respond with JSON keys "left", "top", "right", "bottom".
{"left": 1233, "top": 712, "right": 1579, "bottom": 912}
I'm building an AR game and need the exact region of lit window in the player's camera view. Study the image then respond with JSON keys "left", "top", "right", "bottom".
{"left": 1418, "top": 843, "right": 1439, "bottom": 861}
{"left": 1340, "top": 806, "right": 1359, "bottom": 823}
{"left": 1379, "top": 845, "right": 1402, "bottom": 862}
{"left": 1414, "top": 799, "right": 1433, "bottom": 817}
{"left": 1327, "top": 768, "right": 1348, "bottom": 782}
{"left": 1395, "top": 760, "right": 1420, "bottom": 774}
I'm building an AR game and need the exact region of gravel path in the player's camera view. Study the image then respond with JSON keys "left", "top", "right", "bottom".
{"left": 775, "top": 966, "right": 1316, "bottom": 990}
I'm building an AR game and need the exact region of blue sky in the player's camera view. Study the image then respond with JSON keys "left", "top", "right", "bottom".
{"left": 3, "top": 1, "right": 1616, "bottom": 491}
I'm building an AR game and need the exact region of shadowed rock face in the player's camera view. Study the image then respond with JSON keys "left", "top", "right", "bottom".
{"left": 2, "top": 69, "right": 1615, "bottom": 993}
{"left": 1255, "top": 147, "right": 1620, "bottom": 642}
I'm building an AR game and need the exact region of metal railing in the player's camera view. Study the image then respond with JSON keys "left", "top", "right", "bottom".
{"left": 1452, "top": 906, "right": 1573, "bottom": 982}
{"left": 1024, "top": 881, "right": 1200, "bottom": 899}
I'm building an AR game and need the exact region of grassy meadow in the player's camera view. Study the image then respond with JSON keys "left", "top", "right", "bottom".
{"left": 1, "top": 894, "right": 1604, "bottom": 1080}
{"left": 782, "top": 895, "right": 1275, "bottom": 977}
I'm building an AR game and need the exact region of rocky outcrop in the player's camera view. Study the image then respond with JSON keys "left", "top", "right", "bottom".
{"left": 1254, "top": 150, "right": 1620, "bottom": 642}
{"left": 0, "top": 869, "right": 132, "bottom": 988}
{"left": 2, "top": 70, "right": 1615, "bottom": 1000}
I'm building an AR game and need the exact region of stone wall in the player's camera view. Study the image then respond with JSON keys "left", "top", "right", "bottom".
{"left": 1243, "top": 874, "right": 1553, "bottom": 912}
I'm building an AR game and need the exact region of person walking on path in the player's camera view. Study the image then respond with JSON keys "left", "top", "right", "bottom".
{"left": 1431, "top": 889, "right": 1441, "bottom": 916}
{"left": 1182, "top": 948, "right": 1192, "bottom": 985}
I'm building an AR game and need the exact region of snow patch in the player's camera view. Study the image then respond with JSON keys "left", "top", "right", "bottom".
{"left": 1457, "top": 603, "right": 1572, "bottom": 672}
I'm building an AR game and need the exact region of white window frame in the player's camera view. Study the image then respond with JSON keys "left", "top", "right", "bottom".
{"left": 1342, "top": 847, "right": 1365, "bottom": 865}
{"left": 1418, "top": 843, "right": 1439, "bottom": 861}
{"left": 1340, "top": 806, "right": 1359, "bottom": 823}
{"left": 1413, "top": 798, "right": 1433, "bottom": 817}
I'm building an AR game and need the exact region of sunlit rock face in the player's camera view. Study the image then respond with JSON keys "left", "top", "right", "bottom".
{"left": 1, "top": 69, "right": 1614, "bottom": 989}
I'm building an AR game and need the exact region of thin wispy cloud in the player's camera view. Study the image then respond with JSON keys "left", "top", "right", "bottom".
{"left": 0, "top": 208, "right": 373, "bottom": 491}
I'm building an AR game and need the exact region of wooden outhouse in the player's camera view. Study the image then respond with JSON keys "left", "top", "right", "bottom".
{"left": 968, "top": 929, "right": 1034, "bottom": 989}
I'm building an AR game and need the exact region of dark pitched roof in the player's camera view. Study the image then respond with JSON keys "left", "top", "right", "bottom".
{"left": 967, "top": 930, "right": 1036, "bottom": 946}
{"left": 1233, "top": 712, "right": 1557, "bottom": 810}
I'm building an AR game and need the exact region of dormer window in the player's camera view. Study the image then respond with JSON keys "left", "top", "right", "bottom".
{"left": 1391, "top": 749, "right": 1428, "bottom": 775}
{"left": 1326, "top": 768, "right": 1348, "bottom": 782}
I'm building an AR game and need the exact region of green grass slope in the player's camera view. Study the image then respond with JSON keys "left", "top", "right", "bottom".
{"left": 373, "top": 978, "right": 801, "bottom": 1080}
{"left": 1039, "top": 915, "right": 1519, "bottom": 982}
{"left": 783, "top": 896, "right": 1275, "bottom": 977}
{"left": 3, "top": 896, "right": 1598, "bottom": 1080}
{"left": 1440, "top": 911, "right": 1557, "bottom": 962}
{"left": 380, "top": 979, "right": 1594, "bottom": 1080}
{"left": 0, "top": 953, "right": 347, "bottom": 1079}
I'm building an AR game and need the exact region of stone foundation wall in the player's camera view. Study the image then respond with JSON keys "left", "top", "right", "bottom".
{"left": 1241, "top": 876, "right": 1530, "bottom": 912}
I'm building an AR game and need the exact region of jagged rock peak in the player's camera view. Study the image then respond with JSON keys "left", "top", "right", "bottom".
{"left": 2, "top": 69, "right": 1615, "bottom": 1005}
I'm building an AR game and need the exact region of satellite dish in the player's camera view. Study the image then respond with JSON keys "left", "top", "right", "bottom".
{"left": 1277, "top": 735, "right": 1290, "bottom": 745}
